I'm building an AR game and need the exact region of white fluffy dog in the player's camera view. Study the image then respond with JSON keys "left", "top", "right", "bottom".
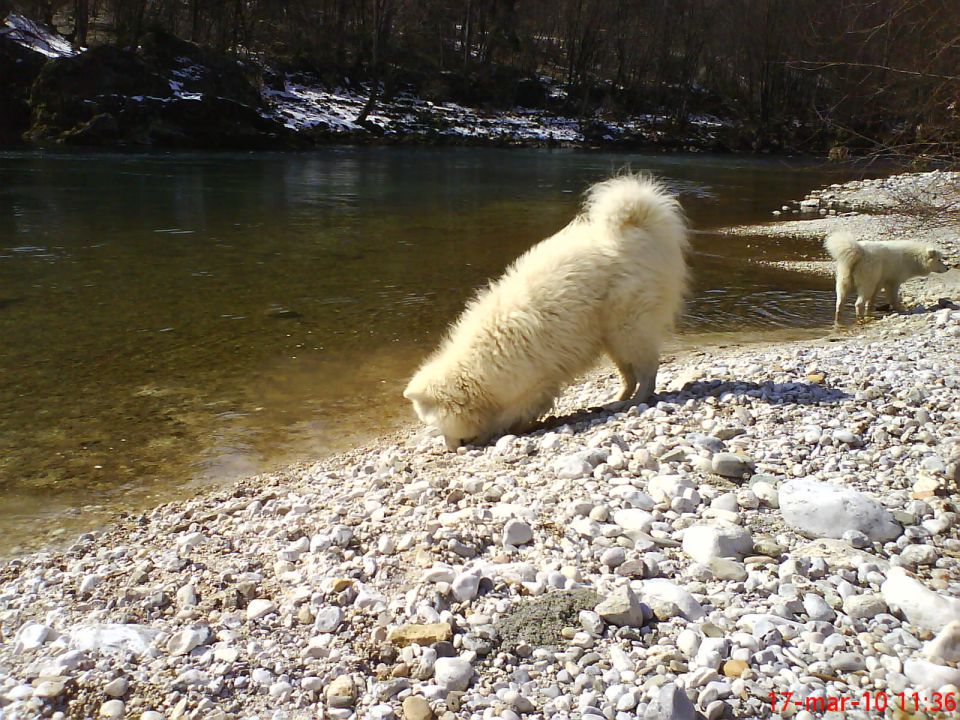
{"left": 404, "top": 174, "right": 689, "bottom": 450}
{"left": 824, "top": 230, "right": 949, "bottom": 324}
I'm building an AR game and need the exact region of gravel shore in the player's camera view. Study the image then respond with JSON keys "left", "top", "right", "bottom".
{"left": 723, "top": 169, "right": 960, "bottom": 306}
{"left": 2, "top": 172, "right": 960, "bottom": 720}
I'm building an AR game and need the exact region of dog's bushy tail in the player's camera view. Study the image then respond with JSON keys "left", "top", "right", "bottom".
{"left": 583, "top": 173, "right": 688, "bottom": 249}
{"left": 824, "top": 230, "right": 863, "bottom": 267}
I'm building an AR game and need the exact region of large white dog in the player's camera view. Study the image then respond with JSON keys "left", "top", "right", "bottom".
{"left": 404, "top": 174, "right": 689, "bottom": 450}
{"left": 824, "top": 230, "right": 949, "bottom": 324}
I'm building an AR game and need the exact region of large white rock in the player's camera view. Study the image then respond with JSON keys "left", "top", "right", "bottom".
{"left": 314, "top": 607, "right": 343, "bottom": 633}
{"left": 69, "top": 624, "right": 159, "bottom": 656}
{"left": 882, "top": 568, "right": 960, "bottom": 632}
{"left": 451, "top": 571, "right": 481, "bottom": 603}
{"left": 99, "top": 699, "right": 125, "bottom": 718}
{"left": 924, "top": 621, "right": 960, "bottom": 663}
{"left": 638, "top": 579, "right": 704, "bottom": 621}
{"left": 37, "top": 649, "right": 87, "bottom": 677}
{"left": 33, "top": 679, "right": 66, "bottom": 698}
{"left": 610, "top": 487, "right": 656, "bottom": 510}
{"left": 14, "top": 622, "right": 52, "bottom": 654}
{"left": 644, "top": 682, "right": 697, "bottom": 720}
{"left": 711, "top": 452, "right": 753, "bottom": 479}
{"left": 613, "top": 508, "right": 653, "bottom": 533}
{"left": 502, "top": 518, "right": 533, "bottom": 546}
{"left": 682, "top": 524, "right": 754, "bottom": 564}
{"left": 325, "top": 675, "right": 356, "bottom": 708}
{"left": 166, "top": 627, "right": 208, "bottom": 656}
{"left": 648, "top": 475, "right": 693, "bottom": 503}
{"left": 488, "top": 562, "right": 536, "bottom": 583}
{"left": 552, "top": 453, "right": 594, "bottom": 479}
{"left": 843, "top": 593, "right": 887, "bottom": 620}
{"left": 570, "top": 517, "right": 603, "bottom": 539}
{"left": 904, "top": 658, "right": 960, "bottom": 690}
{"left": 779, "top": 479, "right": 901, "bottom": 541}
{"left": 246, "top": 599, "right": 278, "bottom": 621}
{"left": 595, "top": 586, "right": 648, "bottom": 628}
{"left": 433, "top": 657, "right": 474, "bottom": 691}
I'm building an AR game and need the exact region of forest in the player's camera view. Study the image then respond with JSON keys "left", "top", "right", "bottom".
{"left": 2, "top": 0, "right": 959, "bottom": 156}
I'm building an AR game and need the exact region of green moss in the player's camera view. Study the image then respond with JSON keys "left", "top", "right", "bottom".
{"left": 494, "top": 589, "right": 600, "bottom": 651}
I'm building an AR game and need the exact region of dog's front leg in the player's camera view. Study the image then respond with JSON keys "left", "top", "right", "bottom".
{"left": 634, "top": 359, "right": 659, "bottom": 404}
{"left": 615, "top": 362, "right": 638, "bottom": 401}
{"left": 854, "top": 295, "right": 867, "bottom": 322}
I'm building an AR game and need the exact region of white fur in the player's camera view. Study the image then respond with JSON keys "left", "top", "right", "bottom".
{"left": 824, "top": 230, "right": 949, "bottom": 324}
{"left": 404, "top": 174, "right": 689, "bottom": 450}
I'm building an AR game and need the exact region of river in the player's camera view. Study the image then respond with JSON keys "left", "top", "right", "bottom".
{"left": 0, "top": 147, "right": 883, "bottom": 554}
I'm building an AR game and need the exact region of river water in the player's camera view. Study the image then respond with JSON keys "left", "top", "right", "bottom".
{"left": 0, "top": 148, "right": 881, "bottom": 554}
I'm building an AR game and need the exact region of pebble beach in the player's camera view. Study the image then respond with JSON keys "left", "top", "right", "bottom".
{"left": 2, "top": 171, "right": 960, "bottom": 720}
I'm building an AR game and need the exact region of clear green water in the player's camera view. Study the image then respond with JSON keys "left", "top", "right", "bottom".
{"left": 0, "top": 148, "right": 876, "bottom": 554}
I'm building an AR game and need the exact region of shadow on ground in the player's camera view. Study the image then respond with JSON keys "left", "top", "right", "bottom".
{"left": 528, "top": 379, "right": 852, "bottom": 437}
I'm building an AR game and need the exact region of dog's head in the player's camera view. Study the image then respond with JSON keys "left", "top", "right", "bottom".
{"left": 403, "top": 374, "right": 481, "bottom": 451}
{"left": 924, "top": 247, "right": 950, "bottom": 274}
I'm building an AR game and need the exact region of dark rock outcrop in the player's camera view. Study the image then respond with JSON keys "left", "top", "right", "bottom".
{"left": 0, "top": 30, "right": 46, "bottom": 144}
{"left": 135, "top": 95, "right": 293, "bottom": 149}
{"left": 26, "top": 45, "right": 171, "bottom": 143}
{"left": 22, "top": 32, "right": 294, "bottom": 149}
{"left": 137, "top": 29, "right": 264, "bottom": 109}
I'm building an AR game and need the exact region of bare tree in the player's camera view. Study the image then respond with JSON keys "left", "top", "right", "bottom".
{"left": 355, "top": 0, "right": 400, "bottom": 129}
{"left": 4, "top": 0, "right": 958, "bottom": 160}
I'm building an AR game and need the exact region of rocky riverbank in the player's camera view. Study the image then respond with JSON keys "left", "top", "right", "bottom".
{"left": 724, "top": 170, "right": 960, "bottom": 308}
{"left": 3, "top": 173, "right": 960, "bottom": 720}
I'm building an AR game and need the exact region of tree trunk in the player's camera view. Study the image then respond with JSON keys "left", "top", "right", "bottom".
{"left": 191, "top": 0, "right": 201, "bottom": 43}
{"left": 356, "top": 0, "right": 397, "bottom": 130}
{"left": 356, "top": 82, "right": 381, "bottom": 128}
{"left": 462, "top": 0, "right": 472, "bottom": 70}
{"left": 72, "top": 0, "right": 89, "bottom": 45}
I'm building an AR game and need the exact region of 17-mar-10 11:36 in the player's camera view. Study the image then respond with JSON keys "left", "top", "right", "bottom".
{"left": 769, "top": 689, "right": 958, "bottom": 714}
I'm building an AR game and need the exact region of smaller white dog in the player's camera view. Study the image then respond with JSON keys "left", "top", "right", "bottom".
{"left": 824, "top": 230, "right": 949, "bottom": 324}
{"left": 404, "top": 174, "right": 689, "bottom": 450}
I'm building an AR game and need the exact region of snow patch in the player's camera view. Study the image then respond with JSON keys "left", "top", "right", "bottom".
{"left": 2, "top": 13, "right": 78, "bottom": 58}
{"left": 262, "top": 75, "right": 739, "bottom": 144}
{"left": 264, "top": 76, "right": 586, "bottom": 142}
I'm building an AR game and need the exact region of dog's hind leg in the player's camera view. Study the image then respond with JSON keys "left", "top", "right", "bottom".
{"left": 872, "top": 287, "right": 892, "bottom": 312}
{"left": 853, "top": 273, "right": 873, "bottom": 322}
{"left": 888, "top": 282, "right": 905, "bottom": 312}
{"left": 834, "top": 271, "right": 854, "bottom": 325}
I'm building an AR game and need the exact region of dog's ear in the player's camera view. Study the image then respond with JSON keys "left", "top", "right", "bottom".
{"left": 403, "top": 382, "right": 436, "bottom": 405}
{"left": 404, "top": 382, "right": 442, "bottom": 421}
{"left": 403, "top": 374, "right": 432, "bottom": 402}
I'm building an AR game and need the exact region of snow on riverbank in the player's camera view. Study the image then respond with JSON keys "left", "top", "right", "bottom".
{"left": 1, "top": 175, "right": 959, "bottom": 720}
{"left": 261, "top": 75, "right": 731, "bottom": 145}
{"left": 264, "top": 80, "right": 582, "bottom": 142}
{"left": 2, "top": 13, "right": 78, "bottom": 58}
